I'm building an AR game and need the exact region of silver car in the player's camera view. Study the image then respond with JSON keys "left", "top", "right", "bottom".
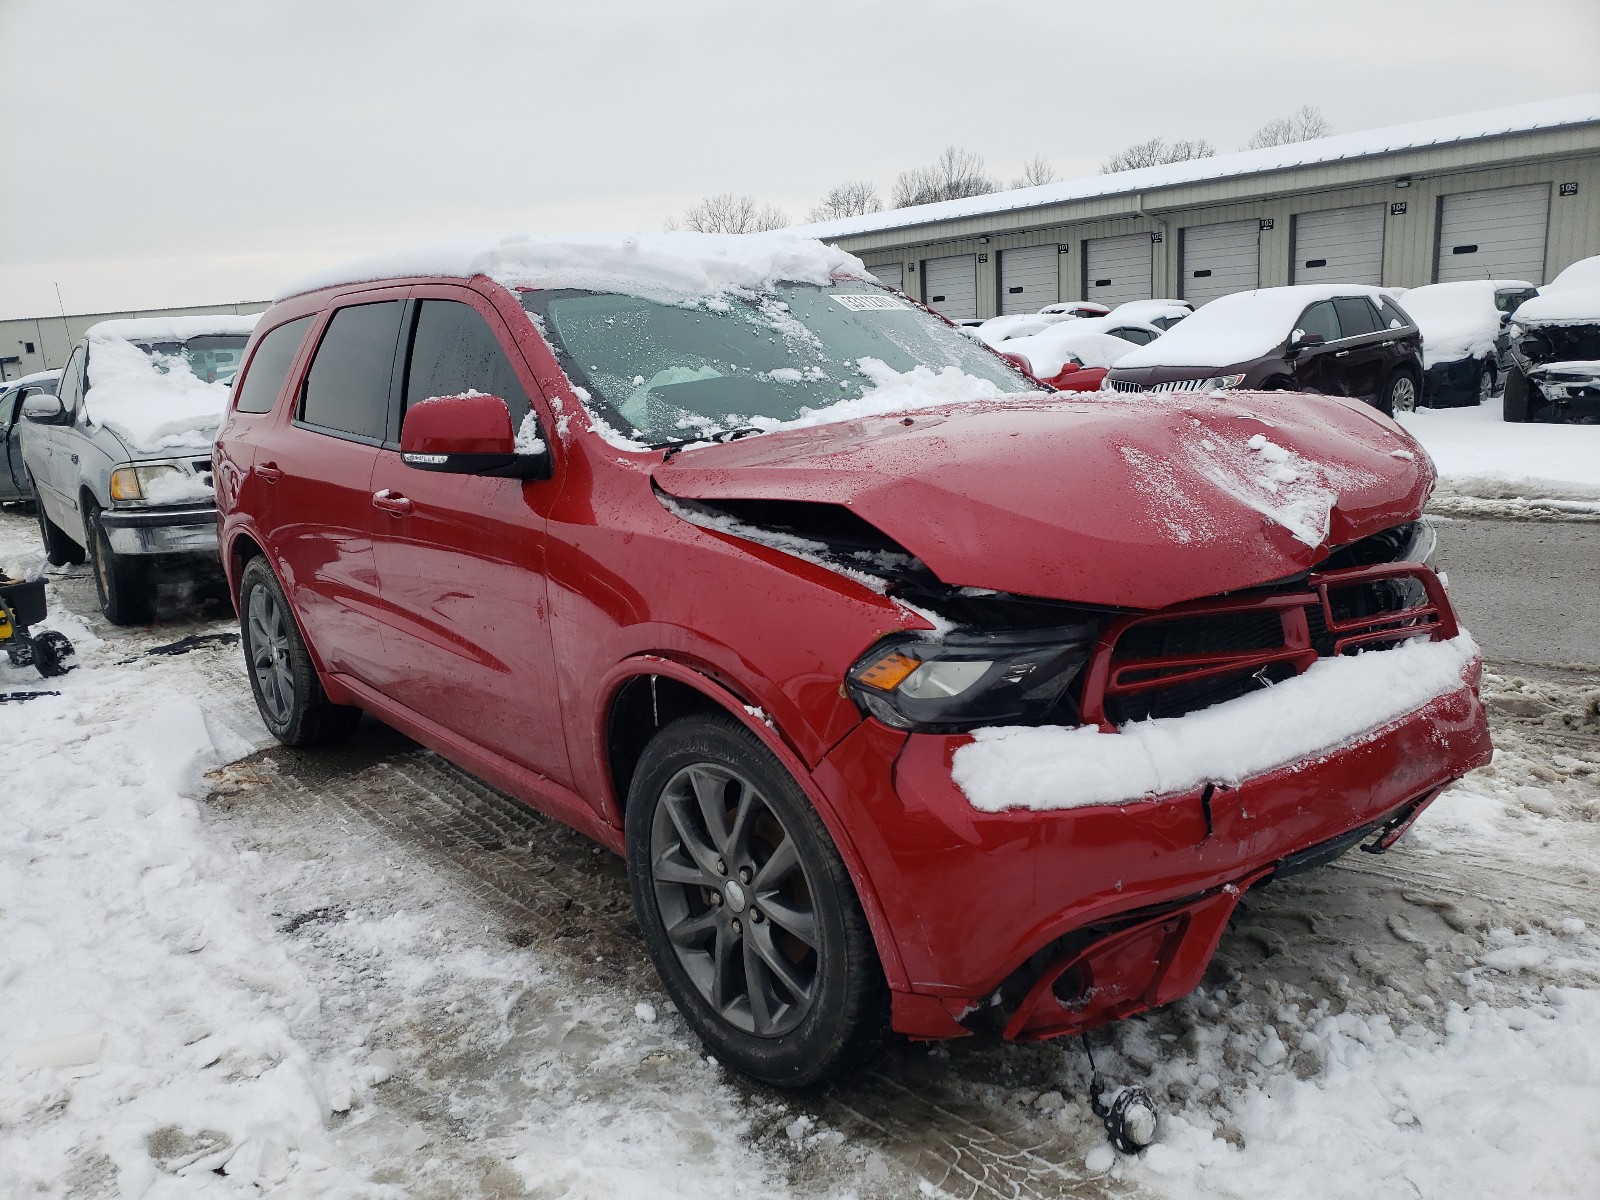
{"left": 1, "top": 370, "right": 61, "bottom": 503}
{"left": 20, "top": 316, "right": 256, "bottom": 623}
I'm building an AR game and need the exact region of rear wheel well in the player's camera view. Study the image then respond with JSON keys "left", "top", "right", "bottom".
{"left": 607, "top": 673, "right": 726, "bottom": 812}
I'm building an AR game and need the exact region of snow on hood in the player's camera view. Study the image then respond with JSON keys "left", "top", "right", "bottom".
{"left": 654, "top": 389, "right": 1431, "bottom": 610}
{"left": 85, "top": 332, "right": 237, "bottom": 453}
{"left": 1001, "top": 328, "right": 1137, "bottom": 375}
{"left": 1400, "top": 281, "right": 1528, "bottom": 368}
{"left": 1514, "top": 256, "right": 1600, "bottom": 325}
{"left": 276, "top": 232, "right": 866, "bottom": 307}
{"left": 953, "top": 632, "right": 1478, "bottom": 812}
{"left": 86, "top": 315, "right": 260, "bottom": 343}
{"left": 1114, "top": 285, "right": 1398, "bottom": 370}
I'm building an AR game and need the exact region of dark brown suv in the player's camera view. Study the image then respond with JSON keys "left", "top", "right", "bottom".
{"left": 1105, "top": 285, "right": 1424, "bottom": 415}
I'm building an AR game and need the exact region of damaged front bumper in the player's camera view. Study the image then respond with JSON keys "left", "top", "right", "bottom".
{"left": 815, "top": 652, "right": 1491, "bottom": 1045}
{"left": 1527, "top": 360, "right": 1600, "bottom": 418}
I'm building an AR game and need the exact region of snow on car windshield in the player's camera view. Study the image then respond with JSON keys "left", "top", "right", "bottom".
{"left": 521, "top": 282, "right": 1040, "bottom": 445}
{"left": 85, "top": 334, "right": 243, "bottom": 451}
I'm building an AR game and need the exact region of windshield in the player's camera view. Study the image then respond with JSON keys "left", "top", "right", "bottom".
{"left": 520, "top": 281, "right": 1038, "bottom": 445}
{"left": 136, "top": 335, "right": 250, "bottom": 384}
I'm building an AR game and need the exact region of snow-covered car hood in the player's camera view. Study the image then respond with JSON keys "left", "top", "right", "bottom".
{"left": 85, "top": 334, "right": 235, "bottom": 454}
{"left": 653, "top": 391, "right": 1432, "bottom": 610}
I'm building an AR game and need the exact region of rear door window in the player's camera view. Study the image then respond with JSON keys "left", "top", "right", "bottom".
{"left": 1297, "top": 301, "right": 1341, "bottom": 342}
{"left": 1379, "top": 299, "right": 1413, "bottom": 330}
{"left": 1332, "top": 297, "right": 1382, "bottom": 337}
{"left": 402, "top": 301, "right": 531, "bottom": 426}
{"left": 235, "top": 316, "right": 313, "bottom": 414}
{"left": 300, "top": 302, "right": 405, "bottom": 442}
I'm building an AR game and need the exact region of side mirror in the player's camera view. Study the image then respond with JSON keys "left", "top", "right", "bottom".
{"left": 400, "top": 392, "right": 551, "bottom": 480}
{"left": 1292, "top": 331, "right": 1325, "bottom": 348}
{"left": 1499, "top": 312, "right": 1513, "bottom": 327}
{"left": 21, "top": 393, "right": 68, "bottom": 425}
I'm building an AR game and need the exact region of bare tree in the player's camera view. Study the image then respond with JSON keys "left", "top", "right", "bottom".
{"left": 1101, "top": 136, "right": 1216, "bottom": 174}
{"left": 664, "top": 192, "right": 789, "bottom": 234}
{"left": 1244, "top": 105, "right": 1332, "bottom": 150}
{"left": 890, "top": 146, "right": 998, "bottom": 208}
{"left": 1010, "top": 155, "right": 1056, "bottom": 189}
{"left": 808, "top": 180, "right": 883, "bottom": 222}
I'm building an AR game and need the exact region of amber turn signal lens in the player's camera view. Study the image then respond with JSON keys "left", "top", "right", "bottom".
{"left": 109, "top": 467, "right": 143, "bottom": 501}
{"left": 854, "top": 649, "right": 921, "bottom": 692}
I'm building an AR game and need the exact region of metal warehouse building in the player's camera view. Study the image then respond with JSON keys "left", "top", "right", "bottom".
{"left": 0, "top": 300, "right": 269, "bottom": 382}
{"left": 798, "top": 95, "right": 1600, "bottom": 322}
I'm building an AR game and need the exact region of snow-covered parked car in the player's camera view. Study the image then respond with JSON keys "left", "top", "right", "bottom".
{"left": 20, "top": 315, "right": 256, "bottom": 622}
{"left": 972, "top": 301, "right": 1114, "bottom": 346}
{"left": 214, "top": 232, "right": 1490, "bottom": 1087}
{"left": 1500, "top": 255, "right": 1600, "bottom": 423}
{"left": 1107, "top": 285, "right": 1423, "bottom": 414}
{"left": 997, "top": 320, "right": 1154, "bottom": 390}
{"left": 1108, "top": 298, "right": 1192, "bottom": 330}
{"left": 1, "top": 369, "right": 61, "bottom": 504}
{"left": 1394, "top": 280, "right": 1536, "bottom": 407}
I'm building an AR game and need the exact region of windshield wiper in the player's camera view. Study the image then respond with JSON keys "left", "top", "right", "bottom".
{"left": 651, "top": 426, "right": 767, "bottom": 459}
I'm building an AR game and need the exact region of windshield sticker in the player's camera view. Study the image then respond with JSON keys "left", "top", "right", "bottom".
{"left": 830, "top": 294, "right": 908, "bottom": 312}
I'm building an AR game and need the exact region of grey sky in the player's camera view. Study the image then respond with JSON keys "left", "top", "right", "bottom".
{"left": 2, "top": 0, "right": 1597, "bottom": 319}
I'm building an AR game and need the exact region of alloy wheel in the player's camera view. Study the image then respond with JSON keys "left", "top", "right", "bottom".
{"left": 649, "top": 762, "right": 819, "bottom": 1037}
{"left": 1478, "top": 365, "right": 1496, "bottom": 405}
{"left": 1391, "top": 375, "right": 1417, "bottom": 413}
{"left": 247, "top": 584, "right": 296, "bottom": 726}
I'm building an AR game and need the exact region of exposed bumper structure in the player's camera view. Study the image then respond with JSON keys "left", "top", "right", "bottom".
{"left": 100, "top": 504, "right": 220, "bottom": 556}
{"left": 817, "top": 654, "right": 1491, "bottom": 1044}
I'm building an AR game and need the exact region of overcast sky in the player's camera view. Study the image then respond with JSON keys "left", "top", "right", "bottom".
{"left": 2, "top": 0, "right": 1597, "bottom": 319}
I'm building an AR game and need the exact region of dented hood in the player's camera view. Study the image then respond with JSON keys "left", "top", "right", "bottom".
{"left": 653, "top": 392, "right": 1434, "bottom": 610}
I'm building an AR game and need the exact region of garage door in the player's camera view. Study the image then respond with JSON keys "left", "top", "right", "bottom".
{"left": 999, "top": 245, "right": 1059, "bottom": 314}
{"left": 1180, "top": 220, "right": 1259, "bottom": 305}
{"left": 923, "top": 254, "right": 978, "bottom": 320}
{"left": 1292, "top": 205, "right": 1385, "bottom": 285}
{"left": 868, "top": 262, "right": 904, "bottom": 292}
{"left": 1084, "top": 233, "right": 1153, "bottom": 307}
{"left": 1435, "top": 184, "right": 1550, "bottom": 284}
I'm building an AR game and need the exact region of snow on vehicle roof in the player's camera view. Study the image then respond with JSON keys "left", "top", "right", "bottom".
{"left": 1398, "top": 281, "right": 1531, "bottom": 368}
{"left": 794, "top": 94, "right": 1600, "bottom": 240}
{"left": 1114, "top": 285, "right": 1396, "bottom": 370}
{"left": 1514, "top": 255, "right": 1600, "bottom": 325}
{"left": 1, "top": 367, "right": 62, "bottom": 390}
{"left": 1002, "top": 328, "right": 1137, "bottom": 375}
{"left": 1110, "top": 299, "right": 1191, "bottom": 321}
{"left": 86, "top": 315, "right": 259, "bottom": 343}
{"left": 276, "top": 232, "right": 867, "bottom": 306}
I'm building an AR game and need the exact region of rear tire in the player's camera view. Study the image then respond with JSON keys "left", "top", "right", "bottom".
{"left": 84, "top": 500, "right": 150, "bottom": 625}
{"left": 1477, "top": 362, "right": 1496, "bottom": 406}
{"left": 625, "top": 712, "right": 887, "bottom": 1087}
{"left": 34, "top": 487, "right": 85, "bottom": 566}
{"left": 1502, "top": 366, "right": 1531, "bottom": 422}
{"left": 238, "top": 556, "right": 361, "bottom": 746}
{"left": 1380, "top": 370, "right": 1419, "bottom": 417}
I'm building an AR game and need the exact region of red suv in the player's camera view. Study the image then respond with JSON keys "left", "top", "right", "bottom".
{"left": 215, "top": 234, "right": 1491, "bottom": 1086}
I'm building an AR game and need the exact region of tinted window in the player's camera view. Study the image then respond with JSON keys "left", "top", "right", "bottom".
{"left": 403, "top": 301, "right": 530, "bottom": 425}
{"left": 1298, "top": 301, "right": 1340, "bottom": 342}
{"left": 1379, "top": 299, "right": 1412, "bottom": 330}
{"left": 1332, "top": 297, "right": 1382, "bottom": 336}
{"left": 235, "top": 316, "right": 313, "bottom": 414}
{"left": 1496, "top": 287, "right": 1537, "bottom": 314}
{"left": 1110, "top": 326, "right": 1155, "bottom": 345}
{"left": 58, "top": 346, "right": 85, "bottom": 413}
{"left": 300, "top": 302, "right": 404, "bottom": 441}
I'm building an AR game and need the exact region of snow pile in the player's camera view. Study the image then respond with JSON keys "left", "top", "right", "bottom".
{"left": 1398, "top": 401, "right": 1600, "bottom": 502}
{"left": 84, "top": 333, "right": 234, "bottom": 452}
{"left": 1196, "top": 430, "right": 1344, "bottom": 546}
{"left": 972, "top": 312, "right": 1073, "bottom": 345}
{"left": 1514, "top": 254, "right": 1600, "bottom": 325}
{"left": 1003, "top": 327, "right": 1140, "bottom": 376}
{"left": 279, "top": 231, "right": 865, "bottom": 307}
{"left": 1115, "top": 285, "right": 1393, "bottom": 370}
{"left": 1398, "top": 281, "right": 1527, "bottom": 368}
{"left": 953, "top": 632, "right": 1478, "bottom": 813}
{"left": 741, "top": 356, "right": 1015, "bottom": 433}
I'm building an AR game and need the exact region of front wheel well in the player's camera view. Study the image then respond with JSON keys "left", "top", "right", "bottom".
{"left": 607, "top": 673, "right": 725, "bottom": 811}
{"left": 228, "top": 532, "right": 266, "bottom": 602}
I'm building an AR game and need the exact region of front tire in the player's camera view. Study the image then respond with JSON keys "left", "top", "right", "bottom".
{"left": 1477, "top": 361, "right": 1496, "bottom": 406}
{"left": 238, "top": 556, "right": 361, "bottom": 746}
{"left": 625, "top": 713, "right": 886, "bottom": 1087}
{"left": 1380, "top": 370, "right": 1419, "bottom": 417}
{"left": 1502, "top": 366, "right": 1532, "bottom": 422}
{"left": 84, "top": 500, "right": 150, "bottom": 625}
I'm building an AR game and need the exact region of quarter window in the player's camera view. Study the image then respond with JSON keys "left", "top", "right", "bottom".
{"left": 403, "top": 301, "right": 531, "bottom": 426}
{"left": 300, "top": 302, "right": 405, "bottom": 442}
{"left": 1332, "top": 297, "right": 1382, "bottom": 336}
{"left": 1297, "top": 301, "right": 1341, "bottom": 343}
{"left": 235, "top": 316, "right": 313, "bottom": 415}
{"left": 1379, "top": 299, "right": 1412, "bottom": 330}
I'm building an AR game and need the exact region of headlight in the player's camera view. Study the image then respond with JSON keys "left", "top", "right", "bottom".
{"left": 1203, "top": 373, "right": 1246, "bottom": 391}
{"left": 846, "top": 623, "right": 1099, "bottom": 732}
{"left": 109, "top": 463, "right": 184, "bottom": 503}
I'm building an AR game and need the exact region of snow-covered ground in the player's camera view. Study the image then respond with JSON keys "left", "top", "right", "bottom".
{"left": 3, "top": 507, "right": 1599, "bottom": 1200}
{"left": 1398, "top": 402, "right": 1600, "bottom": 517}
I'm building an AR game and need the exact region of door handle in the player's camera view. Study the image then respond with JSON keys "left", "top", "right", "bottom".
{"left": 254, "top": 462, "right": 282, "bottom": 483}
{"left": 70, "top": 453, "right": 79, "bottom": 464}
{"left": 372, "top": 489, "right": 413, "bottom": 516}
{"left": 1334, "top": 350, "right": 1351, "bottom": 358}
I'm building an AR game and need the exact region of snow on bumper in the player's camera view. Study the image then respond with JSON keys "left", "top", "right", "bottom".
{"left": 952, "top": 632, "right": 1482, "bottom": 813}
